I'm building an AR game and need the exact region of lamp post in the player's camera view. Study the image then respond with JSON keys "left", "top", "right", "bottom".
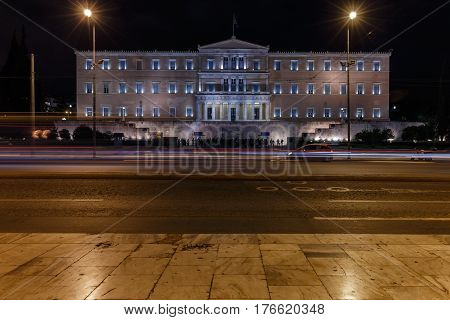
{"left": 84, "top": 8, "right": 97, "bottom": 158}
{"left": 347, "top": 11, "right": 357, "bottom": 159}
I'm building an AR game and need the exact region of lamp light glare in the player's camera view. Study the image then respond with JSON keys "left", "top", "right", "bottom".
{"left": 349, "top": 11, "right": 357, "bottom": 20}
{"left": 83, "top": 9, "right": 92, "bottom": 17}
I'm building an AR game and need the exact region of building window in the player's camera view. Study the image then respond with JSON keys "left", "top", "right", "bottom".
{"left": 231, "top": 79, "right": 236, "bottom": 92}
{"left": 307, "top": 60, "right": 315, "bottom": 71}
{"left": 118, "top": 106, "right": 127, "bottom": 117}
{"left": 306, "top": 107, "right": 315, "bottom": 118}
{"left": 207, "top": 59, "right": 215, "bottom": 70}
{"left": 185, "top": 106, "right": 193, "bottom": 118}
{"left": 169, "top": 107, "right": 176, "bottom": 117}
{"left": 118, "top": 59, "right": 127, "bottom": 70}
{"left": 207, "top": 106, "right": 213, "bottom": 120}
{"left": 168, "top": 82, "right": 177, "bottom": 94}
{"left": 152, "top": 82, "right": 160, "bottom": 94}
{"left": 340, "top": 83, "right": 347, "bottom": 95}
{"left": 238, "top": 57, "right": 245, "bottom": 69}
{"left": 274, "top": 60, "right": 281, "bottom": 71}
{"left": 153, "top": 107, "right": 160, "bottom": 118}
{"left": 136, "top": 59, "right": 143, "bottom": 70}
{"left": 136, "top": 106, "right": 144, "bottom": 117}
{"left": 323, "top": 108, "right": 331, "bottom": 118}
{"left": 152, "top": 59, "right": 160, "bottom": 70}
{"left": 290, "top": 60, "right": 298, "bottom": 71}
{"left": 253, "top": 107, "right": 260, "bottom": 120}
{"left": 291, "top": 108, "right": 298, "bottom": 118}
{"left": 207, "top": 83, "right": 215, "bottom": 92}
{"left": 356, "top": 108, "right": 364, "bottom": 119}
{"left": 85, "top": 107, "right": 93, "bottom": 117}
{"left": 238, "top": 79, "right": 244, "bottom": 92}
{"left": 185, "top": 82, "right": 194, "bottom": 94}
{"left": 340, "top": 107, "right": 347, "bottom": 119}
{"left": 373, "top": 83, "right": 381, "bottom": 95}
{"left": 324, "top": 60, "right": 331, "bottom": 71}
{"left": 118, "top": 82, "right": 127, "bottom": 94}
{"left": 274, "top": 108, "right": 281, "bottom": 118}
{"left": 373, "top": 61, "right": 381, "bottom": 72}
{"left": 136, "top": 81, "right": 144, "bottom": 94}
{"left": 103, "top": 81, "right": 110, "bottom": 94}
{"left": 231, "top": 57, "right": 237, "bottom": 69}
{"left": 291, "top": 84, "right": 299, "bottom": 95}
{"left": 253, "top": 60, "right": 260, "bottom": 70}
{"left": 186, "top": 59, "right": 193, "bottom": 70}
{"left": 356, "top": 83, "right": 365, "bottom": 95}
{"left": 373, "top": 108, "right": 381, "bottom": 118}
{"left": 323, "top": 83, "right": 331, "bottom": 95}
{"left": 274, "top": 83, "right": 282, "bottom": 94}
{"left": 340, "top": 61, "right": 347, "bottom": 71}
{"left": 356, "top": 60, "right": 364, "bottom": 71}
{"left": 85, "top": 82, "right": 93, "bottom": 94}
{"left": 102, "top": 106, "right": 111, "bottom": 117}
{"left": 101, "top": 59, "right": 110, "bottom": 70}
{"left": 307, "top": 83, "right": 315, "bottom": 95}
{"left": 223, "top": 79, "right": 229, "bottom": 92}
{"left": 169, "top": 59, "right": 177, "bottom": 70}
{"left": 222, "top": 57, "right": 229, "bottom": 69}
{"left": 85, "top": 59, "right": 93, "bottom": 70}
{"left": 252, "top": 83, "right": 260, "bottom": 93}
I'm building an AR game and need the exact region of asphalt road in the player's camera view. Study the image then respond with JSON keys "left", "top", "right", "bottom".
{"left": 0, "top": 178, "right": 449, "bottom": 234}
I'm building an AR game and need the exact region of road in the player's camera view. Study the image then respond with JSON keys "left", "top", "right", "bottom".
{"left": 0, "top": 178, "right": 449, "bottom": 234}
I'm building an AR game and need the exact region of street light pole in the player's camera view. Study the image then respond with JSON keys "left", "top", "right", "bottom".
{"left": 84, "top": 8, "right": 96, "bottom": 159}
{"left": 347, "top": 11, "right": 357, "bottom": 159}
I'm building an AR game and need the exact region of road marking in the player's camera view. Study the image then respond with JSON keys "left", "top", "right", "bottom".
{"left": 0, "top": 199, "right": 104, "bottom": 202}
{"left": 329, "top": 200, "right": 450, "bottom": 204}
{"left": 256, "top": 187, "right": 279, "bottom": 192}
{"left": 292, "top": 187, "right": 315, "bottom": 192}
{"left": 286, "top": 181, "right": 308, "bottom": 185}
{"left": 327, "top": 187, "right": 351, "bottom": 192}
{"left": 314, "top": 217, "right": 450, "bottom": 221}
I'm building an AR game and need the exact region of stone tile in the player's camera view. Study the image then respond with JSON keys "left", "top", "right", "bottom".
{"left": 7, "top": 257, "right": 77, "bottom": 276}
{"left": 87, "top": 275, "right": 158, "bottom": 300}
{"left": 112, "top": 258, "right": 169, "bottom": 275}
{"left": 362, "top": 265, "right": 426, "bottom": 287}
{"left": 316, "top": 234, "right": 363, "bottom": 245}
{"left": 354, "top": 235, "right": 416, "bottom": 245}
{"left": 6, "top": 284, "right": 96, "bottom": 300}
{"left": 419, "top": 245, "right": 450, "bottom": 252}
{"left": 424, "top": 276, "right": 450, "bottom": 293}
{"left": 170, "top": 250, "right": 217, "bottom": 266}
{"left": 260, "top": 244, "right": 300, "bottom": 251}
{"left": 130, "top": 244, "right": 176, "bottom": 258}
{"left": 93, "top": 244, "right": 139, "bottom": 252}
{"left": 48, "top": 266, "right": 114, "bottom": 288}
{"left": 0, "top": 264, "right": 17, "bottom": 276}
{"left": 73, "top": 251, "right": 131, "bottom": 267}
{"left": 335, "top": 258, "right": 371, "bottom": 277}
{"left": 398, "top": 257, "right": 450, "bottom": 276}
{"left": 265, "top": 266, "right": 321, "bottom": 286}
{"left": 179, "top": 234, "right": 258, "bottom": 245}
{"left": 0, "top": 233, "right": 29, "bottom": 244}
{"left": 262, "top": 250, "right": 309, "bottom": 266}
{"left": 218, "top": 244, "right": 260, "bottom": 258}
{"left": 308, "top": 258, "right": 346, "bottom": 276}
{"left": 158, "top": 266, "right": 214, "bottom": 286}
{"left": 301, "top": 244, "right": 346, "bottom": 254}
{"left": 339, "top": 244, "right": 378, "bottom": 251}
{"left": 13, "top": 233, "right": 92, "bottom": 244}
{"left": 0, "top": 244, "right": 18, "bottom": 254}
{"left": 320, "top": 275, "right": 391, "bottom": 300}
{"left": 345, "top": 250, "right": 398, "bottom": 266}
{"left": 380, "top": 245, "right": 436, "bottom": 258}
{"left": 150, "top": 285, "right": 210, "bottom": 300}
{"left": 210, "top": 275, "right": 269, "bottom": 299}
{"left": 434, "top": 250, "right": 450, "bottom": 263}
{"left": 404, "top": 235, "right": 447, "bottom": 245}
{"left": 269, "top": 286, "right": 331, "bottom": 300}
{"left": 91, "top": 234, "right": 162, "bottom": 245}
{"left": 215, "top": 258, "right": 264, "bottom": 275}
{"left": 0, "top": 244, "right": 57, "bottom": 265}
{"left": 40, "top": 244, "right": 95, "bottom": 259}
{"left": 0, "top": 275, "right": 53, "bottom": 299}
{"left": 383, "top": 286, "right": 446, "bottom": 300}
{"left": 258, "top": 234, "right": 321, "bottom": 244}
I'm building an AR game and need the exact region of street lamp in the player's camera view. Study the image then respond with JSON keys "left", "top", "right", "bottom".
{"left": 346, "top": 11, "right": 357, "bottom": 158}
{"left": 83, "top": 8, "right": 97, "bottom": 158}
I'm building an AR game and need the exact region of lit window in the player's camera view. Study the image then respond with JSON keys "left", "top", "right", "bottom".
{"left": 136, "top": 106, "right": 144, "bottom": 117}
{"left": 274, "top": 108, "right": 281, "bottom": 118}
{"left": 118, "top": 82, "right": 127, "bottom": 94}
{"left": 186, "top": 59, "right": 193, "bottom": 70}
{"left": 356, "top": 60, "right": 364, "bottom": 71}
{"left": 85, "top": 59, "right": 93, "bottom": 70}
{"left": 306, "top": 107, "right": 315, "bottom": 118}
{"left": 152, "top": 59, "right": 160, "bottom": 70}
{"left": 373, "top": 61, "right": 381, "bottom": 71}
{"left": 291, "top": 108, "right": 298, "bottom": 118}
{"left": 274, "top": 60, "right": 281, "bottom": 71}
{"left": 136, "top": 81, "right": 144, "bottom": 94}
{"left": 253, "top": 60, "right": 260, "bottom": 70}
{"left": 169, "top": 59, "right": 177, "bottom": 70}
{"left": 340, "top": 83, "right": 347, "bottom": 95}
{"left": 118, "top": 59, "right": 127, "bottom": 70}
{"left": 186, "top": 106, "right": 193, "bottom": 118}
{"left": 323, "top": 83, "right": 331, "bottom": 95}
{"left": 252, "top": 83, "right": 260, "bottom": 93}
{"left": 153, "top": 107, "right": 160, "bottom": 118}
{"left": 102, "top": 106, "right": 111, "bottom": 117}
{"left": 85, "top": 82, "right": 93, "bottom": 94}
{"left": 373, "top": 83, "right": 381, "bottom": 95}
{"left": 324, "top": 60, "right": 331, "bottom": 71}
{"left": 291, "top": 84, "right": 299, "bottom": 95}
{"left": 307, "top": 83, "right": 315, "bottom": 95}
{"left": 231, "top": 57, "right": 237, "bottom": 69}
{"left": 169, "top": 107, "right": 176, "bottom": 117}
{"left": 207, "top": 59, "right": 215, "bottom": 70}
{"left": 253, "top": 107, "right": 260, "bottom": 120}
{"left": 103, "top": 82, "right": 110, "bottom": 94}
{"left": 274, "top": 84, "right": 282, "bottom": 94}
{"left": 323, "top": 108, "right": 331, "bottom": 118}
{"left": 223, "top": 79, "right": 229, "bottom": 92}
{"left": 290, "top": 60, "right": 298, "bottom": 71}
{"left": 152, "top": 82, "right": 160, "bottom": 94}
{"left": 356, "top": 108, "right": 364, "bottom": 118}
{"left": 136, "top": 59, "right": 143, "bottom": 70}
{"left": 101, "top": 59, "right": 110, "bottom": 70}
{"left": 168, "top": 82, "right": 177, "bottom": 94}
{"left": 307, "top": 60, "right": 315, "bottom": 71}
{"left": 238, "top": 79, "right": 244, "bottom": 92}
{"left": 340, "top": 108, "right": 347, "bottom": 118}
{"left": 85, "top": 107, "right": 93, "bottom": 117}
{"left": 207, "top": 83, "right": 215, "bottom": 92}
{"left": 238, "top": 57, "right": 245, "bottom": 69}
{"left": 118, "top": 106, "right": 127, "bottom": 117}
{"left": 373, "top": 108, "right": 381, "bottom": 118}
{"left": 222, "top": 57, "right": 229, "bottom": 69}
{"left": 340, "top": 61, "right": 347, "bottom": 71}
{"left": 185, "top": 83, "right": 194, "bottom": 94}
{"left": 207, "top": 106, "right": 213, "bottom": 120}
{"left": 356, "top": 83, "right": 364, "bottom": 95}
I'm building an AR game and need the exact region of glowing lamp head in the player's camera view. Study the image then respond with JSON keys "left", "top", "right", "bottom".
{"left": 349, "top": 11, "right": 357, "bottom": 20}
{"left": 83, "top": 9, "right": 92, "bottom": 18}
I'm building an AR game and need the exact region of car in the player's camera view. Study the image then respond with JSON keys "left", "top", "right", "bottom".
{"left": 410, "top": 149, "right": 436, "bottom": 161}
{"left": 287, "top": 144, "right": 333, "bottom": 162}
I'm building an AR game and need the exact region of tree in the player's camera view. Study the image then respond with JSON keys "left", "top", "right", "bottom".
{"left": 355, "top": 128, "right": 394, "bottom": 144}
{"left": 401, "top": 125, "right": 435, "bottom": 141}
{"left": 46, "top": 129, "right": 58, "bottom": 140}
{"left": 72, "top": 125, "right": 93, "bottom": 142}
{"left": 59, "top": 129, "right": 71, "bottom": 141}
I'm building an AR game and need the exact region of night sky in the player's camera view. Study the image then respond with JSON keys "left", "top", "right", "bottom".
{"left": 0, "top": 0, "right": 449, "bottom": 119}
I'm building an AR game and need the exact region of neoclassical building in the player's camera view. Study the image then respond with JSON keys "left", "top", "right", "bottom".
{"left": 75, "top": 37, "right": 391, "bottom": 140}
